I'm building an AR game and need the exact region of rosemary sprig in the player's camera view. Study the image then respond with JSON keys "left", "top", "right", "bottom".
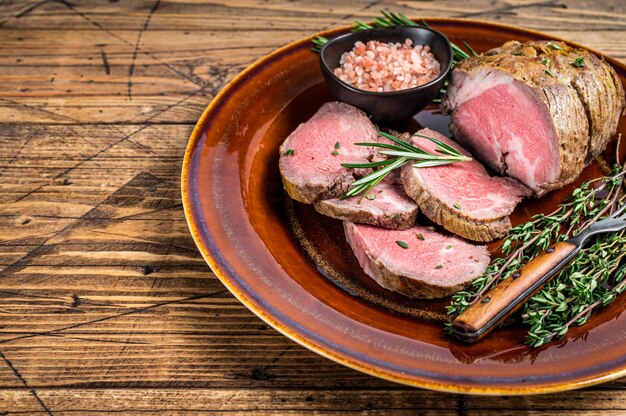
{"left": 341, "top": 131, "right": 470, "bottom": 200}
{"left": 311, "top": 10, "right": 472, "bottom": 62}
{"left": 445, "top": 163, "right": 626, "bottom": 347}
{"left": 311, "top": 36, "right": 329, "bottom": 53}
{"left": 311, "top": 11, "right": 476, "bottom": 103}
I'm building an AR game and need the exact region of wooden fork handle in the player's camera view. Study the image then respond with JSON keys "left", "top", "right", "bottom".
{"left": 451, "top": 241, "right": 578, "bottom": 343}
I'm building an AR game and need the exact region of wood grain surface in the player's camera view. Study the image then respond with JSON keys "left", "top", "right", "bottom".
{"left": 1, "top": 0, "right": 625, "bottom": 414}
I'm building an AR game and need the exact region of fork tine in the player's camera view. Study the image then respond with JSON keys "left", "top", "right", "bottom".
{"left": 610, "top": 200, "right": 626, "bottom": 219}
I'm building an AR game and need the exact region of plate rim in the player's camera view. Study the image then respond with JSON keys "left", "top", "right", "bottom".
{"left": 181, "top": 17, "right": 626, "bottom": 395}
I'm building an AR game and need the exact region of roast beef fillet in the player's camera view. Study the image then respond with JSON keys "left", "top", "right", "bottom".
{"left": 401, "top": 128, "right": 530, "bottom": 242}
{"left": 344, "top": 222, "right": 490, "bottom": 299}
{"left": 442, "top": 40, "right": 625, "bottom": 195}
{"left": 314, "top": 170, "right": 418, "bottom": 230}
{"left": 279, "top": 101, "right": 376, "bottom": 204}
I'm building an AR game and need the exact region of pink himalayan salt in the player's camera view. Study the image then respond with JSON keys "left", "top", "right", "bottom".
{"left": 333, "top": 38, "right": 441, "bottom": 92}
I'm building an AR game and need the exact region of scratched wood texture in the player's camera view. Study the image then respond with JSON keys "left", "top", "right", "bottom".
{"left": 1, "top": 0, "right": 626, "bottom": 414}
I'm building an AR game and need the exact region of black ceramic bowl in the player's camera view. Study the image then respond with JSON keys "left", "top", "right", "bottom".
{"left": 320, "top": 26, "right": 453, "bottom": 125}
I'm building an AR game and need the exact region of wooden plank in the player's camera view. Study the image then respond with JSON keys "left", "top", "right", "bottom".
{"left": 0, "top": 123, "right": 189, "bottom": 207}
{"left": 0, "top": 0, "right": 624, "bottom": 31}
{"left": 1, "top": 387, "right": 626, "bottom": 414}
{"left": 0, "top": 27, "right": 272, "bottom": 124}
{"left": 0, "top": 388, "right": 461, "bottom": 414}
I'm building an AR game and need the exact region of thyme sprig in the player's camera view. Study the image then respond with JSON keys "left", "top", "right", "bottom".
{"left": 523, "top": 228, "right": 626, "bottom": 347}
{"left": 446, "top": 162, "right": 626, "bottom": 347}
{"left": 341, "top": 131, "right": 470, "bottom": 200}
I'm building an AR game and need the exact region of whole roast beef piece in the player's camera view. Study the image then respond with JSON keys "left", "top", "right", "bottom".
{"left": 279, "top": 101, "right": 377, "bottom": 204}
{"left": 344, "top": 222, "right": 490, "bottom": 299}
{"left": 401, "top": 128, "right": 530, "bottom": 242}
{"left": 442, "top": 40, "right": 625, "bottom": 195}
{"left": 314, "top": 171, "right": 418, "bottom": 230}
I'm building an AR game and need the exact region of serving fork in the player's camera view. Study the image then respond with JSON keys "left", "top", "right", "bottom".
{"left": 452, "top": 202, "right": 626, "bottom": 343}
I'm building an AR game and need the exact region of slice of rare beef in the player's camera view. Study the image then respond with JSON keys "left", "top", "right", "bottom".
{"left": 279, "top": 101, "right": 377, "bottom": 204}
{"left": 344, "top": 222, "right": 490, "bottom": 299}
{"left": 401, "top": 128, "right": 530, "bottom": 242}
{"left": 442, "top": 40, "right": 625, "bottom": 195}
{"left": 314, "top": 171, "right": 418, "bottom": 230}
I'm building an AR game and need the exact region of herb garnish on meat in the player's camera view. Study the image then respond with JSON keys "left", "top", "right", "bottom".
{"left": 396, "top": 240, "right": 409, "bottom": 249}
{"left": 341, "top": 131, "right": 471, "bottom": 201}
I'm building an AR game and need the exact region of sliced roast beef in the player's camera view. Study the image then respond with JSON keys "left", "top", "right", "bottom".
{"left": 344, "top": 222, "right": 490, "bottom": 299}
{"left": 314, "top": 171, "right": 418, "bottom": 230}
{"left": 401, "top": 128, "right": 530, "bottom": 242}
{"left": 279, "top": 101, "right": 377, "bottom": 203}
{"left": 442, "top": 40, "right": 625, "bottom": 194}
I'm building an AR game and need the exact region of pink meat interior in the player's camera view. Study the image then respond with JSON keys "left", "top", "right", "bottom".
{"left": 450, "top": 72, "right": 559, "bottom": 190}
{"left": 345, "top": 223, "right": 489, "bottom": 286}
{"left": 411, "top": 129, "right": 529, "bottom": 220}
{"left": 324, "top": 179, "right": 415, "bottom": 214}
{"left": 279, "top": 102, "right": 374, "bottom": 189}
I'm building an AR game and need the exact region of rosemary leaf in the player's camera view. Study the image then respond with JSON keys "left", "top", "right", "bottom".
{"left": 378, "top": 131, "right": 425, "bottom": 154}
{"left": 374, "top": 17, "right": 393, "bottom": 27}
{"left": 341, "top": 159, "right": 395, "bottom": 169}
{"left": 412, "top": 160, "right": 464, "bottom": 168}
{"left": 348, "top": 157, "right": 408, "bottom": 188}
{"left": 353, "top": 141, "right": 410, "bottom": 151}
{"left": 353, "top": 20, "right": 374, "bottom": 31}
{"left": 398, "top": 12, "right": 419, "bottom": 26}
{"left": 414, "top": 133, "right": 464, "bottom": 157}
{"left": 451, "top": 43, "right": 470, "bottom": 61}
{"left": 463, "top": 41, "right": 478, "bottom": 57}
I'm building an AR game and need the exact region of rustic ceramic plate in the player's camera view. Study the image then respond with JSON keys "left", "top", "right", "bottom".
{"left": 182, "top": 18, "right": 626, "bottom": 394}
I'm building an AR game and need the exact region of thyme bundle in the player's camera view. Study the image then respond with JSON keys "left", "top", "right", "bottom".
{"left": 446, "top": 161, "right": 626, "bottom": 347}
{"left": 341, "top": 131, "right": 470, "bottom": 200}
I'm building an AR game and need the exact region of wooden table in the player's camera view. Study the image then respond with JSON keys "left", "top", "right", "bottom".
{"left": 1, "top": 0, "right": 625, "bottom": 413}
